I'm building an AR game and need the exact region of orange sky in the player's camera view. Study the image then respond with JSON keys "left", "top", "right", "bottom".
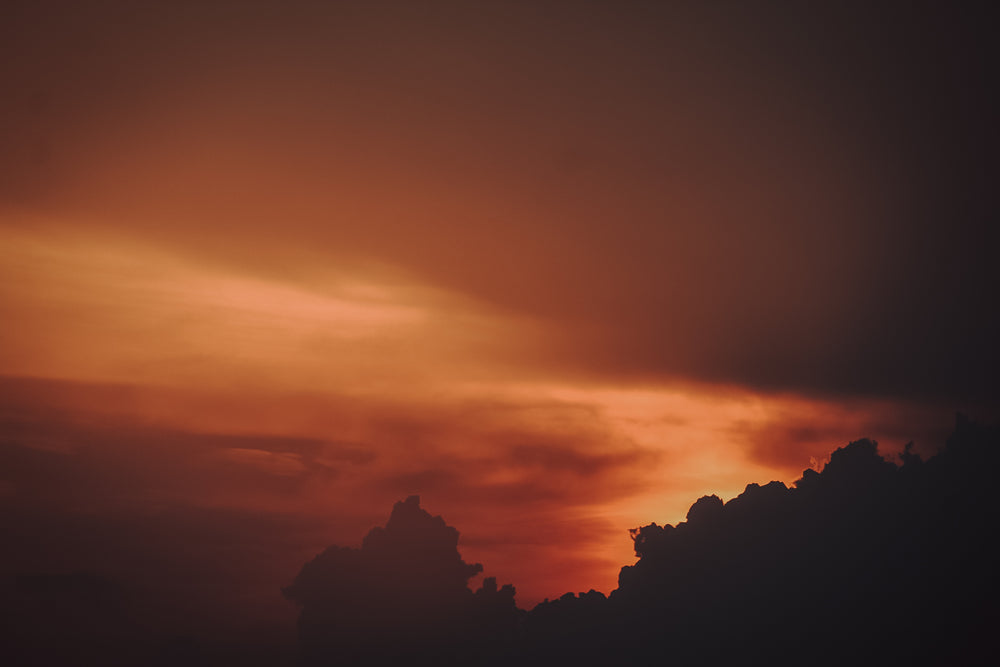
{"left": 1, "top": 0, "right": 995, "bottom": 636}
{"left": 0, "top": 223, "right": 957, "bottom": 613}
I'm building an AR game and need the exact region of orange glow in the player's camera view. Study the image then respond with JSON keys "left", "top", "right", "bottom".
{"left": 0, "top": 223, "right": 548, "bottom": 391}
{"left": 0, "top": 225, "right": 952, "bottom": 606}
{"left": 0, "top": 6, "right": 994, "bottom": 658}
{"left": 1, "top": 5, "right": 990, "bottom": 633}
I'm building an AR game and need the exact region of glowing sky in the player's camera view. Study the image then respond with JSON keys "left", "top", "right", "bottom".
{"left": 1, "top": 0, "right": 995, "bottom": 634}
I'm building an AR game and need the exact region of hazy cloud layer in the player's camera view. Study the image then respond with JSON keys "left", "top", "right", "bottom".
{"left": 1, "top": 1, "right": 996, "bottom": 401}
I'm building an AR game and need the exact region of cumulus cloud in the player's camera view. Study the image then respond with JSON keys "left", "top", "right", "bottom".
{"left": 277, "top": 417, "right": 998, "bottom": 665}
{"left": 284, "top": 496, "right": 519, "bottom": 665}
{"left": 4, "top": 372, "right": 996, "bottom": 666}
{"left": 519, "top": 417, "right": 1000, "bottom": 665}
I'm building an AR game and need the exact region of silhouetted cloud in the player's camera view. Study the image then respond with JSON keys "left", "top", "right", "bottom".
{"left": 2, "top": 2, "right": 997, "bottom": 664}
{"left": 284, "top": 496, "right": 519, "bottom": 665}
{"left": 0, "top": 374, "right": 670, "bottom": 614}
{"left": 516, "top": 416, "right": 1000, "bottom": 665}
{"left": 278, "top": 417, "right": 997, "bottom": 665}
{"left": 3, "top": 380, "right": 996, "bottom": 665}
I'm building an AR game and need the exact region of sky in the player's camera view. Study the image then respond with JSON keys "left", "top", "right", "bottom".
{"left": 1, "top": 0, "right": 996, "bottom": 638}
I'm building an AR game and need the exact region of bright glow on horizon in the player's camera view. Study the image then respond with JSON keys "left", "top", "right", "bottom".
{"left": 0, "top": 223, "right": 946, "bottom": 607}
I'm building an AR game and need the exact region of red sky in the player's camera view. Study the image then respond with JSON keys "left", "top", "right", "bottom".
{"left": 1, "top": 0, "right": 995, "bottom": 638}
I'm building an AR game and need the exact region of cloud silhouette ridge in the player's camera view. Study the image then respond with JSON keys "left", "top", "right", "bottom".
{"left": 284, "top": 495, "right": 518, "bottom": 665}
{"left": 287, "top": 416, "right": 998, "bottom": 666}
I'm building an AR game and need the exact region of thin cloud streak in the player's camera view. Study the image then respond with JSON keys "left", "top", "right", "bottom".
{"left": 0, "top": 225, "right": 552, "bottom": 391}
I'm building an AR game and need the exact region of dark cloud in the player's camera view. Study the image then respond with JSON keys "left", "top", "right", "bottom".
{"left": 1, "top": 6, "right": 996, "bottom": 661}
{"left": 4, "top": 362, "right": 996, "bottom": 665}
{"left": 1, "top": 572, "right": 147, "bottom": 666}
{"left": 284, "top": 496, "right": 520, "bottom": 665}
{"left": 0, "top": 376, "right": 374, "bottom": 659}
{"left": 516, "top": 417, "right": 1000, "bottom": 665}
{"left": 0, "top": 502, "right": 317, "bottom": 664}
{"left": 734, "top": 398, "right": 961, "bottom": 471}
{"left": 278, "top": 417, "right": 999, "bottom": 665}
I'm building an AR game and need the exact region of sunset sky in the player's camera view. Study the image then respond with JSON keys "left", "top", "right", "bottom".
{"left": 1, "top": 0, "right": 996, "bottom": 640}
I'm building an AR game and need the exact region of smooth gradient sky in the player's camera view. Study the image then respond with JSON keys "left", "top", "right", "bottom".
{"left": 1, "top": 0, "right": 996, "bottom": 636}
